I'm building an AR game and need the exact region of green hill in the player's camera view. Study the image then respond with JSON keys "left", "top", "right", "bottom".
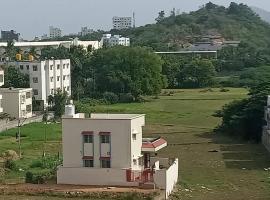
{"left": 114, "top": 2, "right": 270, "bottom": 51}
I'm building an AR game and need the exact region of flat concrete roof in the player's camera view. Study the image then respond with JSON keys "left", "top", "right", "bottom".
{"left": 90, "top": 113, "right": 145, "bottom": 120}
{"left": 0, "top": 88, "right": 32, "bottom": 93}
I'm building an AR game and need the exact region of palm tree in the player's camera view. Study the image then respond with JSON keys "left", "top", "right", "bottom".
{"left": 3, "top": 41, "right": 16, "bottom": 61}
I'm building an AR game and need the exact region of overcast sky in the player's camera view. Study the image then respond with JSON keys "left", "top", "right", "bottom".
{"left": 0, "top": 0, "right": 269, "bottom": 39}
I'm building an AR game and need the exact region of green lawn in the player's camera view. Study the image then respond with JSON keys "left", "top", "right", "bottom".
{"left": 1, "top": 88, "right": 270, "bottom": 199}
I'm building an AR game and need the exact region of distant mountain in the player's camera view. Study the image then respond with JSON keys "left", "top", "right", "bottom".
{"left": 251, "top": 6, "right": 270, "bottom": 24}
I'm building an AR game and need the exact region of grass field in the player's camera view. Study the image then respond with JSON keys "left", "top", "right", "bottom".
{"left": 1, "top": 88, "right": 270, "bottom": 199}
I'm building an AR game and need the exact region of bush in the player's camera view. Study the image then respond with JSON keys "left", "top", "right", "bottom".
{"left": 4, "top": 160, "right": 17, "bottom": 170}
{"left": 119, "top": 93, "right": 135, "bottom": 103}
{"left": 25, "top": 169, "right": 53, "bottom": 184}
{"left": 220, "top": 87, "right": 230, "bottom": 92}
{"left": 103, "top": 92, "right": 119, "bottom": 104}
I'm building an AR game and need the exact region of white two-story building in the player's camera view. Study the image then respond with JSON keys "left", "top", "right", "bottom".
{"left": 57, "top": 105, "right": 178, "bottom": 199}
{"left": 0, "top": 59, "right": 71, "bottom": 108}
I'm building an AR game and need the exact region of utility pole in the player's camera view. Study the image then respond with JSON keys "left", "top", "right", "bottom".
{"left": 18, "top": 118, "right": 26, "bottom": 159}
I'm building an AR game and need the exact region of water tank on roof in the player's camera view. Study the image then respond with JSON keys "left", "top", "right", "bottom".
{"left": 16, "top": 54, "right": 22, "bottom": 61}
{"left": 65, "top": 104, "right": 75, "bottom": 117}
{"left": 29, "top": 54, "right": 34, "bottom": 61}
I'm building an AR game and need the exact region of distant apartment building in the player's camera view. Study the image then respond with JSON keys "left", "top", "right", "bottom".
{"left": 0, "top": 39, "right": 100, "bottom": 59}
{"left": 0, "top": 59, "right": 71, "bottom": 108}
{"left": 1, "top": 30, "right": 20, "bottom": 41}
{"left": 0, "top": 88, "right": 32, "bottom": 119}
{"left": 101, "top": 34, "right": 130, "bottom": 47}
{"left": 49, "top": 26, "right": 62, "bottom": 38}
{"left": 112, "top": 16, "right": 132, "bottom": 30}
{"left": 57, "top": 108, "right": 178, "bottom": 199}
{"left": 79, "top": 27, "right": 94, "bottom": 36}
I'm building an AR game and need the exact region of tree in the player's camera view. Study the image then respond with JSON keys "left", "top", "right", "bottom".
{"left": 3, "top": 41, "right": 17, "bottom": 60}
{"left": 177, "top": 59, "right": 216, "bottom": 88}
{"left": 215, "top": 80, "right": 270, "bottom": 142}
{"left": 3, "top": 67, "right": 29, "bottom": 88}
{"left": 89, "top": 46, "right": 166, "bottom": 98}
{"left": 51, "top": 90, "right": 68, "bottom": 120}
{"left": 155, "top": 11, "right": 165, "bottom": 23}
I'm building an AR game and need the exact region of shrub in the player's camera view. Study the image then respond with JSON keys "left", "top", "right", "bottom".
{"left": 4, "top": 160, "right": 17, "bottom": 170}
{"left": 119, "top": 93, "right": 135, "bottom": 103}
{"left": 103, "top": 92, "right": 119, "bottom": 104}
{"left": 220, "top": 87, "right": 230, "bottom": 92}
{"left": 25, "top": 169, "right": 52, "bottom": 184}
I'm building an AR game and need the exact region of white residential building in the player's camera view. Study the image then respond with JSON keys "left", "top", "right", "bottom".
{"left": 49, "top": 26, "right": 62, "bottom": 38}
{"left": 101, "top": 34, "right": 130, "bottom": 47}
{"left": 0, "top": 59, "right": 71, "bottom": 107}
{"left": 57, "top": 106, "right": 178, "bottom": 199}
{"left": 0, "top": 88, "right": 32, "bottom": 119}
{"left": 112, "top": 16, "right": 132, "bottom": 30}
{"left": 0, "top": 39, "right": 100, "bottom": 58}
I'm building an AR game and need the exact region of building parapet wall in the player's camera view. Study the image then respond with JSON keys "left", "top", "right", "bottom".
{"left": 57, "top": 167, "right": 138, "bottom": 187}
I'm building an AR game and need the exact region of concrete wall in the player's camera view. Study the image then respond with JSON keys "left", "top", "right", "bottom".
{"left": 57, "top": 167, "right": 138, "bottom": 187}
{"left": 153, "top": 158, "right": 179, "bottom": 199}
{"left": 62, "top": 118, "right": 133, "bottom": 169}
{"left": 262, "top": 127, "right": 270, "bottom": 152}
{"left": 165, "top": 158, "right": 178, "bottom": 199}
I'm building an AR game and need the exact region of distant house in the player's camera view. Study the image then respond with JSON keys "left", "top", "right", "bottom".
{"left": 57, "top": 105, "right": 179, "bottom": 199}
{"left": 0, "top": 88, "right": 33, "bottom": 119}
{"left": 101, "top": 34, "right": 130, "bottom": 47}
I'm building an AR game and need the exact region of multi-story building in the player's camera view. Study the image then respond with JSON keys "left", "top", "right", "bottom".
{"left": 79, "top": 27, "right": 94, "bottom": 37}
{"left": 101, "top": 34, "right": 130, "bottom": 47}
{"left": 0, "top": 39, "right": 101, "bottom": 58}
{"left": 0, "top": 88, "right": 32, "bottom": 119}
{"left": 0, "top": 59, "right": 71, "bottom": 107}
{"left": 1, "top": 30, "right": 20, "bottom": 41}
{"left": 112, "top": 16, "right": 132, "bottom": 30}
{"left": 49, "top": 26, "right": 62, "bottom": 38}
{"left": 57, "top": 106, "right": 178, "bottom": 199}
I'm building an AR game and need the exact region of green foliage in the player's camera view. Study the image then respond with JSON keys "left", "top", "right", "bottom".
{"left": 4, "top": 160, "right": 17, "bottom": 170}
{"left": 3, "top": 67, "right": 29, "bottom": 88}
{"left": 119, "top": 93, "right": 135, "bottom": 103}
{"left": 178, "top": 59, "right": 216, "bottom": 88}
{"left": 114, "top": 2, "right": 270, "bottom": 52}
{"left": 162, "top": 56, "right": 216, "bottom": 88}
{"left": 25, "top": 168, "right": 53, "bottom": 184}
{"left": 90, "top": 46, "right": 165, "bottom": 97}
{"left": 215, "top": 80, "right": 270, "bottom": 142}
{"left": 219, "top": 66, "right": 270, "bottom": 87}
{"left": 26, "top": 155, "right": 62, "bottom": 184}
{"left": 50, "top": 90, "right": 68, "bottom": 119}
{"left": 103, "top": 92, "right": 119, "bottom": 104}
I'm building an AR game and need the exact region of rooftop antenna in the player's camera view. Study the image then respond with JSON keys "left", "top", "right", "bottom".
{"left": 133, "top": 12, "right": 136, "bottom": 28}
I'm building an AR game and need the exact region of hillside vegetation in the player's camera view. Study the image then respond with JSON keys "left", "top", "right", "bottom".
{"left": 114, "top": 2, "right": 270, "bottom": 51}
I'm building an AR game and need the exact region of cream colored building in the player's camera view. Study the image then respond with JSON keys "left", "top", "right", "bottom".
{"left": 0, "top": 88, "right": 32, "bottom": 119}
{"left": 0, "top": 59, "right": 71, "bottom": 107}
{"left": 57, "top": 105, "right": 178, "bottom": 199}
